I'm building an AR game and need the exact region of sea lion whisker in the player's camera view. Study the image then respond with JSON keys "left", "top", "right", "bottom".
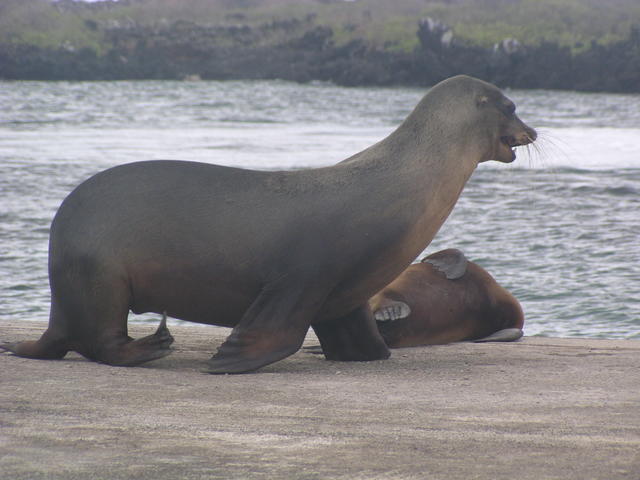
{"left": 530, "top": 130, "right": 570, "bottom": 172}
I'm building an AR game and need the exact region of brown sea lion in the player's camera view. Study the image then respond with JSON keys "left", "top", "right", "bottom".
{"left": 371, "top": 249, "right": 525, "bottom": 348}
{"left": 1, "top": 75, "right": 535, "bottom": 373}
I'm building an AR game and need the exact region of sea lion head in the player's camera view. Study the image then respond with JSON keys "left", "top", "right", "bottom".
{"left": 425, "top": 75, "right": 537, "bottom": 164}
{"left": 464, "top": 261, "right": 526, "bottom": 333}
{"left": 469, "top": 78, "right": 536, "bottom": 163}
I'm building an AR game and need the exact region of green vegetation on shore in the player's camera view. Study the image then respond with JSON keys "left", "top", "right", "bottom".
{"left": 1, "top": 0, "right": 639, "bottom": 92}
{"left": 2, "top": 0, "right": 639, "bottom": 52}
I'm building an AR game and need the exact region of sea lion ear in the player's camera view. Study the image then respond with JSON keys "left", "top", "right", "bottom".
{"left": 476, "top": 95, "right": 489, "bottom": 107}
{"left": 421, "top": 249, "right": 468, "bottom": 280}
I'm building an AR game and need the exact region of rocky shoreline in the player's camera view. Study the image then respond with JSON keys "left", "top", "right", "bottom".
{"left": 1, "top": 16, "right": 639, "bottom": 92}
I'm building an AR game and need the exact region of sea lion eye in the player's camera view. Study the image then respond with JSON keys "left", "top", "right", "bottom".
{"left": 504, "top": 102, "right": 516, "bottom": 115}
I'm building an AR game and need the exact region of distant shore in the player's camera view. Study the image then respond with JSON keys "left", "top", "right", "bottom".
{"left": 3, "top": 22, "right": 640, "bottom": 93}
{"left": 2, "top": 0, "right": 640, "bottom": 93}
{"left": 1, "top": 319, "right": 639, "bottom": 479}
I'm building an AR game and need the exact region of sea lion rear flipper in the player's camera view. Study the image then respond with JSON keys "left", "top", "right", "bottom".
{"left": 0, "top": 336, "right": 68, "bottom": 359}
{"left": 205, "top": 278, "right": 323, "bottom": 374}
{"left": 421, "top": 248, "right": 468, "bottom": 280}
{"left": 313, "top": 304, "right": 390, "bottom": 362}
{"left": 474, "top": 328, "right": 524, "bottom": 342}
{"left": 373, "top": 300, "right": 411, "bottom": 322}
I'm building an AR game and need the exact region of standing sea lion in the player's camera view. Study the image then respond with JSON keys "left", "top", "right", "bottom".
{"left": 370, "top": 249, "right": 525, "bottom": 348}
{"left": 1, "top": 75, "right": 536, "bottom": 373}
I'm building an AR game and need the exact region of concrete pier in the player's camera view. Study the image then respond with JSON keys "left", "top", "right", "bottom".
{"left": 1, "top": 320, "right": 638, "bottom": 480}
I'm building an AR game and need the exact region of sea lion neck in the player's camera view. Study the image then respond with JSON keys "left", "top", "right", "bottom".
{"left": 342, "top": 84, "right": 483, "bottom": 180}
{"left": 335, "top": 98, "right": 480, "bottom": 215}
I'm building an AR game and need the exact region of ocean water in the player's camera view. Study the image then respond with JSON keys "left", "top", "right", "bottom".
{"left": 0, "top": 80, "right": 638, "bottom": 339}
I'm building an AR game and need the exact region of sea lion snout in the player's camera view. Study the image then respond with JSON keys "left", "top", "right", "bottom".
{"left": 518, "top": 123, "right": 537, "bottom": 145}
{"left": 495, "top": 117, "right": 536, "bottom": 163}
{"left": 512, "top": 115, "right": 537, "bottom": 144}
{"left": 501, "top": 125, "right": 537, "bottom": 148}
{"left": 525, "top": 125, "right": 537, "bottom": 143}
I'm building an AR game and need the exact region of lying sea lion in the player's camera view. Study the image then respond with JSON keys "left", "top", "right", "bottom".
{"left": 371, "top": 249, "right": 525, "bottom": 348}
{"left": 1, "top": 75, "right": 535, "bottom": 373}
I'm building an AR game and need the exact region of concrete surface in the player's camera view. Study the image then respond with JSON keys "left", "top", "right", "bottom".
{"left": 1, "top": 319, "right": 639, "bottom": 480}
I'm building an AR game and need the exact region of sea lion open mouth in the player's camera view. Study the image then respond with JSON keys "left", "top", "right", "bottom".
{"left": 501, "top": 135, "right": 521, "bottom": 148}
{"left": 498, "top": 136, "right": 518, "bottom": 162}
{"left": 500, "top": 135, "right": 519, "bottom": 162}
{"left": 498, "top": 130, "right": 536, "bottom": 162}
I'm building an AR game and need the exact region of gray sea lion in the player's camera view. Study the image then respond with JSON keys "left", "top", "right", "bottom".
{"left": 1, "top": 75, "right": 536, "bottom": 373}
{"left": 371, "top": 249, "right": 525, "bottom": 348}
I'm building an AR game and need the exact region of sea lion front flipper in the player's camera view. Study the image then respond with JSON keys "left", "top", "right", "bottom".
{"left": 474, "top": 328, "right": 524, "bottom": 343}
{"left": 205, "top": 278, "right": 324, "bottom": 374}
{"left": 115, "top": 311, "right": 175, "bottom": 364}
{"left": 312, "top": 304, "right": 391, "bottom": 362}
{"left": 96, "top": 312, "right": 175, "bottom": 366}
{"left": 421, "top": 248, "right": 468, "bottom": 280}
{"left": 373, "top": 301, "right": 411, "bottom": 322}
